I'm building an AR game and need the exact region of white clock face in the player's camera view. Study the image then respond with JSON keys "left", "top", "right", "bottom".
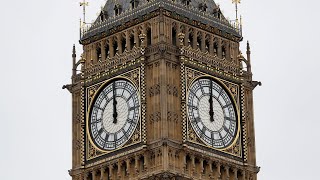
{"left": 89, "top": 79, "right": 140, "bottom": 151}
{"left": 187, "top": 78, "right": 238, "bottom": 149}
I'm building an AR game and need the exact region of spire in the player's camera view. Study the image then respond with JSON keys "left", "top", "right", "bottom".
{"left": 246, "top": 41, "right": 251, "bottom": 73}
{"left": 72, "top": 44, "right": 77, "bottom": 76}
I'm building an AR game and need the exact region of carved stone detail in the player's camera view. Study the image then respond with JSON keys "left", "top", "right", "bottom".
{"left": 167, "top": 84, "right": 179, "bottom": 97}
{"left": 167, "top": 111, "right": 179, "bottom": 123}
{"left": 149, "top": 84, "right": 160, "bottom": 97}
{"left": 150, "top": 112, "right": 161, "bottom": 124}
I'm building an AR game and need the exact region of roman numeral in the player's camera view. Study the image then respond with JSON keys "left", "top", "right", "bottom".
{"left": 127, "top": 119, "right": 137, "bottom": 125}
{"left": 188, "top": 105, "right": 198, "bottom": 110}
{"left": 126, "top": 90, "right": 137, "bottom": 102}
{"left": 192, "top": 117, "right": 201, "bottom": 124}
{"left": 223, "top": 126, "right": 231, "bottom": 135}
{"left": 189, "top": 89, "right": 200, "bottom": 100}
{"left": 222, "top": 103, "right": 232, "bottom": 109}
{"left": 217, "top": 88, "right": 223, "bottom": 99}
{"left": 103, "top": 134, "right": 109, "bottom": 148}
{"left": 129, "top": 105, "right": 140, "bottom": 111}
{"left": 94, "top": 128, "right": 104, "bottom": 139}
{"left": 91, "top": 118, "right": 102, "bottom": 124}
{"left": 122, "top": 83, "right": 128, "bottom": 96}
{"left": 225, "top": 117, "right": 235, "bottom": 121}
{"left": 122, "top": 128, "right": 129, "bottom": 139}
{"left": 94, "top": 106, "right": 104, "bottom": 111}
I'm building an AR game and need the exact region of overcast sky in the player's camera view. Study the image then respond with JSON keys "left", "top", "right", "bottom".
{"left": 0, "top": 0, "right": 319, "bottom": 179}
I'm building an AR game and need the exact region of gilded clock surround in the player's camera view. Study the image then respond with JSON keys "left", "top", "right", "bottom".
{"left": 184, "top": 69, "right": 242, "bottom": 158}
{"left": 66, "top": 1, "right": 260, "bottom": 179}
{"left": 86, "top": 72, "right": 142, "bottom": 160}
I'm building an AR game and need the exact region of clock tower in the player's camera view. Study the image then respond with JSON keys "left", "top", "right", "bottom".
{"left": 65, "top": 0, "right": 260, "bottom": 179}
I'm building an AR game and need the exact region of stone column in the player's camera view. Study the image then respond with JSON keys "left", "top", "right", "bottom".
{"left": 184, "top": 28, "right": 189, "bottom": 46}
{"left": 242, "top": 170, "right": 246, "bottom": 180}
{"left": 101, "top": 41, "right": 106, "bottom": 61}
{"left": 233, "top": 168, "right": 238, "bottom": 180}
{"left": 135, "top": 155, "right": 139, "bottom": 175}
{"left": 193, "top": 29, "right": 197, "bottom": 49}
{"left": 225, "top": 166, "right": 230, "bottom": 180}
{"left": 208, "top": 160, "right": 213, "bottom": 178}
{"left": 191, "top": 154, "right": 195, "bottom": 175}
{"left": 126, "top": 159, "right": 131, "bottom": 178}
{"left": 218, "top": 39, "right": 222, "bottom": 58}
{"left": 134, "top": 27, "right": 139, "bottom": 47}
{"left": 199, "top": 158, "right": 204, "bottom": 179}
{"left": 201, "top": 32, "right": 206, "bottom": 52}
{"left": 109, "top": 165, "right": 114, "bottom": 180}
{"left": 209, "top": 35, "right": 214, "bottom": 54}
{"left": 92, "top": 170, "right": 97, "bottom": 180}
{"left": 109, "top": 38, "right": 114, "bottom": 58}
{"left": 100, "top": 167, "right": 106, "bottom": 180}
{"left": 117, "top": 35, "right": 122, "bottom": 54}
{"left": 216, "top": 162, "right": 221, "bottom": 180}
{"left": 83, "top": 172, "right": 89, "bottom": 180}
{"left": 117, "top": 161, "right": 122, "bottom": 179}
{"left": 126, "top": 30, "right": 130, "bottom": 51}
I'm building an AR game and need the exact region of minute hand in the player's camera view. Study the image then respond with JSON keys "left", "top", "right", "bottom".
{"left": 209, "top": 81, "right": 214, "bottom": 122}
{"left": 113, "top": 82, "right": 118, "bottom": 124}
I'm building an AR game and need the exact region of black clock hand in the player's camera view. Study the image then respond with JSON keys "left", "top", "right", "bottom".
{"left": 112, "top": 82, "right": 118, "bottom": 124}
{"left": 209, "top": 80, "right": 214, "bottom": 122}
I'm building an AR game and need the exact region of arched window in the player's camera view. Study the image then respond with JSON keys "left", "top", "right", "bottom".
{"left": 130, "top": 34, "right": 135, "bottom": 49}
{"left": 197, "top": 36, "right": 202, "bottom": 50}
{"left": 114, "top": 4, "right": 122, "bottom": 16}
{"left": 172, "top": 27, "right": 177, "bottom": 46}
{"left": 205, "top": 39, "right": 210, "bottom": 52}
{"left": 96, "top": 47, "right": 101, "bottom": 61}
{"left": 121, "top": 37, "right": 126, "bottom": 53}
{"left": 199, "top": 3, "right": 207, "bottom": 12}
{"left": 105, "top": 44, "right": 110, "bottom": 58}
{"left": 147, "top": 28, "right": 152, "bottom": 46}
{"left": 182, "top": 0, "right": 191, "bottom": 6}
{"left": 113, "top": 41, "right": 118, "bottom": 55}
{"left": 222, "top": 46, "right": 226, "bottom": 58}
{"left": 213, "top": 42, "right": 218, "bottom": 55}
{"left": 188, "top": 33, "right": 193, "bottom": 47}
{"left": 130, "top": 0, "right": 139, "bottom": 9}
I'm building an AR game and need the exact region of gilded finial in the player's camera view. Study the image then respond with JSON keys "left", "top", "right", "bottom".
{"left": 80, "top": 0, "right": 89, "bottom": 24}
{"left": 232, "top": 0, "right": 241, "bottom": 21}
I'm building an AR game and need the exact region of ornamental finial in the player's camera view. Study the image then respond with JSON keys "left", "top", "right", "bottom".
{"left": 232, "top": 0, "right": 241, "bottom": 21}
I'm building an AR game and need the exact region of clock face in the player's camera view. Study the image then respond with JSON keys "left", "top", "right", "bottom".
{"left": 187, "top": 78, "right": 238, "bottom": 149}
{"left": 88, "top": 79, "right": 140, "bottom": 151}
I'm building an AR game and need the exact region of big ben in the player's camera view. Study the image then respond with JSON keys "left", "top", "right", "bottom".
{"left": 65, "top": 0, "right": 260, "bottom": 179}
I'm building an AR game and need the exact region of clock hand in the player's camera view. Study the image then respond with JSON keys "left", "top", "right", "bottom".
{"left": 209, "top": 80, "right": 214, "bottom": 122}
{"left": 112, "top": 82, "right": 118, "bottom": 124}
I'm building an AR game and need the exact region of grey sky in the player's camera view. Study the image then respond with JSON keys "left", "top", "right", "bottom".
{"left": 0, "top": 0, "right": 319, "bottom": 179}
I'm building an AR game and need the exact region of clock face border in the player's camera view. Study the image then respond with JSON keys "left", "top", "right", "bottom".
{"left": 86, "top": 75, "right": 142, "bottom": 155}
{"left": 186, "top": 75, "right": 241, "bottom": 152}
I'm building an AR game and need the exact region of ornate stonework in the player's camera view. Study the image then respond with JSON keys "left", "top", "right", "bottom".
{"left": 66, "top": 0, "right": 260, "bottom": 179}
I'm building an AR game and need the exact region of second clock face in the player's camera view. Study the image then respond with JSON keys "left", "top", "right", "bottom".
{"left": 187, "top": 78, "right": 238, "bottom": 149}
{"left": 89, "top": 79, "right": 140, "bottom": 151}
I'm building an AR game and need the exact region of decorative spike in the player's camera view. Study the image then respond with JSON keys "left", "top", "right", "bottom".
{"left": 72, "top": 44, "right": 77, "bottom": 76}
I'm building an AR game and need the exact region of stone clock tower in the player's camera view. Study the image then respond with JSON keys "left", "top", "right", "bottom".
{"left": 65, "top": 0, "right": 260, "bottom": 179}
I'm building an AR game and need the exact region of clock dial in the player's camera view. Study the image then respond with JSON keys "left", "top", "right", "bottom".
{"left": 187, "top": 78, "right": 238, "bottom": 149}
{"left": 89, "top": 79, "right": 140, "bottom": 151}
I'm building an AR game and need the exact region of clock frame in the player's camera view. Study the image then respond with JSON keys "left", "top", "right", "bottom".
{"left": 87, "top": 78, "right": 140, "bottom": 151}
{"left": 84, "top": 69, "right": 143, "bottom": 161}
{"left": 183, "top": 67, "right": 243, "bottom": 158}
{"left": 187, "top": 77, "right": 239, "bottom": 149}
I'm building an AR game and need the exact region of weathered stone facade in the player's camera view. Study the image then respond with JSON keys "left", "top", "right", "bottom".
{"left": 65, "top": 1, "right": 260, "bottom": 179}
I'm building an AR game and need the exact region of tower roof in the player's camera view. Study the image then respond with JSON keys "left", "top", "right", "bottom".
{"left": 80, "top": 0, "right": 241, "bottom": 44}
